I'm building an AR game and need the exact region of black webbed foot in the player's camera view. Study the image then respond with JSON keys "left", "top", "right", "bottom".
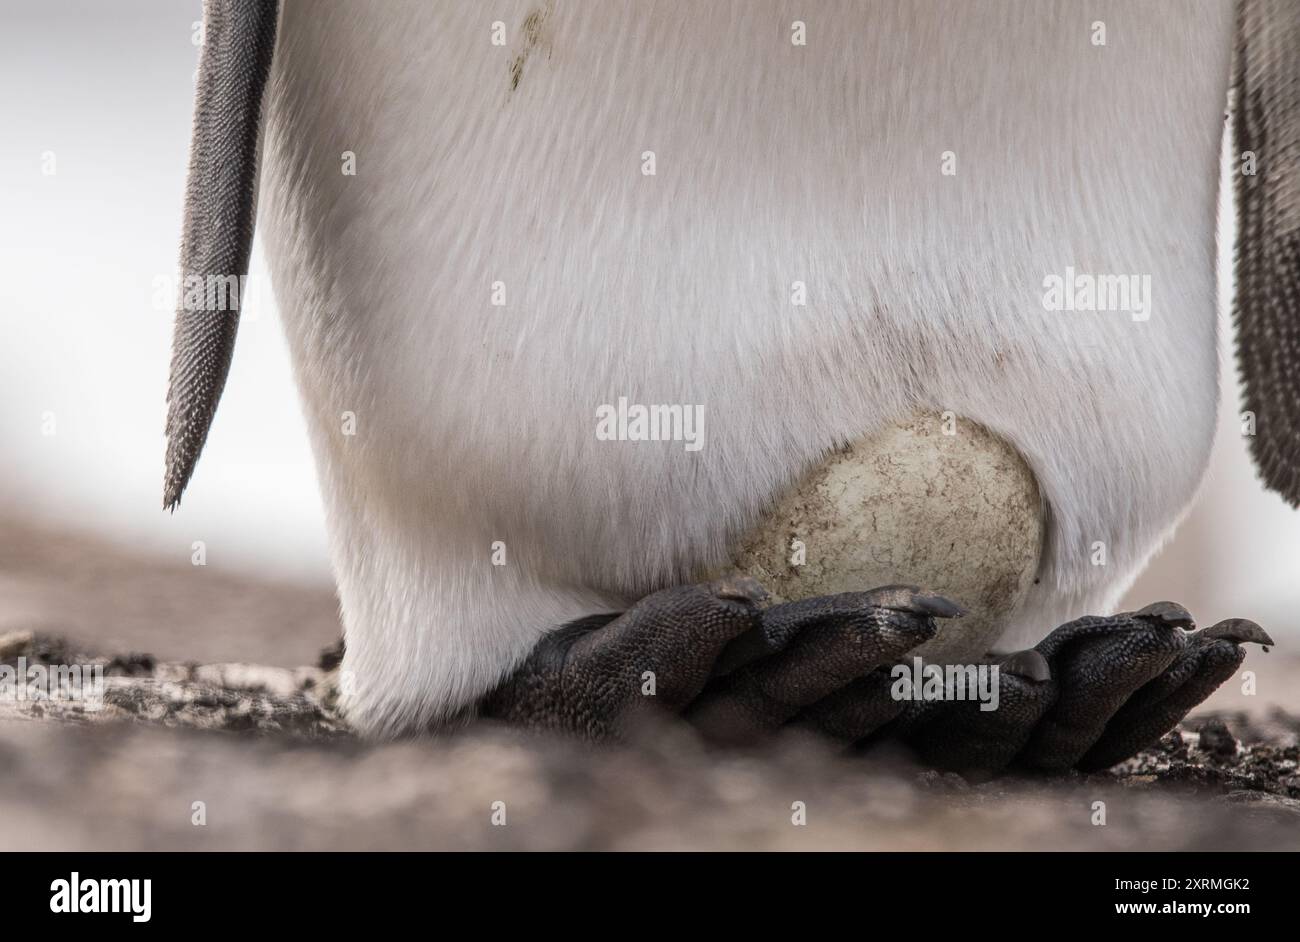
{"left": 895, "top": 603, "right": 1273, "bottom": 774}
{"left": 685, "top": 586, "right": 963, "bottom": 744}
{"left": 479, "top": 580, "right": 964, "bottom": 742}
{"left": 480, "top": 577, "right": 767, "bottom": 738}
{"left": 1072, "top": 616, "right": 1273, "bottom": 771}
{"left": 482, "top": 581, "right": 1272, "bottom": 777}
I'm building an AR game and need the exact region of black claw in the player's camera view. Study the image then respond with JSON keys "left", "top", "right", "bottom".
{"left": 709, "top": 576, "right": 769, "bottom": 606}
{"left": 863, "top": 585, "right": 967, "bottom": 618}
{"left": 1197, "top": 618, "right": 1274, "bottom": 649}
{"left": 1129, "top": 600, "right": 1195, "bottom": 631}
{"left": 1000, "top": 648, "right": 1051, "bottom": 682}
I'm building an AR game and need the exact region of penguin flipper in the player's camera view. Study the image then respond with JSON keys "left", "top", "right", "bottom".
{"left": 163, "top": 0, "right": 280, "bottom": 510}
{"left": 1233, "top": 0, "right": 1300, "bottom": 506}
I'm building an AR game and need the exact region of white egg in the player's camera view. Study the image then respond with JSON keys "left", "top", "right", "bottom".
{"left": 705, "top": 413, "right": 1044, "bottom": 663}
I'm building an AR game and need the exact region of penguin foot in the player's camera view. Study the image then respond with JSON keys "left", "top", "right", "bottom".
{"left": 479, "top": 577, "right": 768, "bottom": 739}
{"left": 481, "top": 586, "right": 1270, "bottom": 778}
{"left": 479, "top": 580, "right": 962, "bottom": 742}
{"left": 879, "top": 603, "right": 1273, "bottom": 775}
{"left": 685, "top": 586, "right": 963, "bottom": 744}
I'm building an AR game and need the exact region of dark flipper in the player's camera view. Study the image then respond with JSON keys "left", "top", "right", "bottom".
{"left": 1233, "top": 0, "right": 1300, "bottom": 505}
{"left": 164, "top": 0, "right": 280, "bottom": 510}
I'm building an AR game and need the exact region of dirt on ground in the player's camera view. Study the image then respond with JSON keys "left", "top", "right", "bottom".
{"left": 1, "top": 512, "right": 1296, "bottom": 851}
{"left": 0, "top": 627, "right": 1297, "bottom": 851}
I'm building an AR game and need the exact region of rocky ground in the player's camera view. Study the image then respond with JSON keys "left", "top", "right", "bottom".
{"left": 0, "top": 627, "right": 1296, "bottom": 851}
{"left": 1, "top": 513, "right": 1296, "bottom": 851}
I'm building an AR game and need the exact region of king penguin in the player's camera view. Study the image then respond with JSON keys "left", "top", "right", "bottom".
{"left": 163, "top": 1, "right": 1291, "bottom": 769}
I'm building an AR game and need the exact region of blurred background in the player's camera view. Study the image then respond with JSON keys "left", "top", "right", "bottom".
{"left": 0, "top": 0, "right": 1295, "bottom": 674}
{"left": 0, "top": 0, "right": 336, "bottom": 665}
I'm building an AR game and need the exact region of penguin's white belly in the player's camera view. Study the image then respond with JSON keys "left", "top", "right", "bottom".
{"left": 259, "top": 1, "right": 1232, "bottom": 733}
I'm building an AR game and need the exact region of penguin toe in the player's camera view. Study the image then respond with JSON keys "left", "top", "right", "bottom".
{"left": 891, "top": 658, "right": 1056, "bottom": 776}
{"left": 686, "top": 588, "right": 952, "bottom": 745}
{"left": 481, "top": 581, "right": 763, "bottom": 739}
{"left": 1014, "top": 611, "right": 1189, "bottom": 770}
{"left": 860, "top": 608, "right": 1271, "bottom": 777}
{"left": 1075, "top": 622, "right": 1269, "bottom": 771}
{"left": 793, "top": 667, "right": 908, "bottom": 743}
